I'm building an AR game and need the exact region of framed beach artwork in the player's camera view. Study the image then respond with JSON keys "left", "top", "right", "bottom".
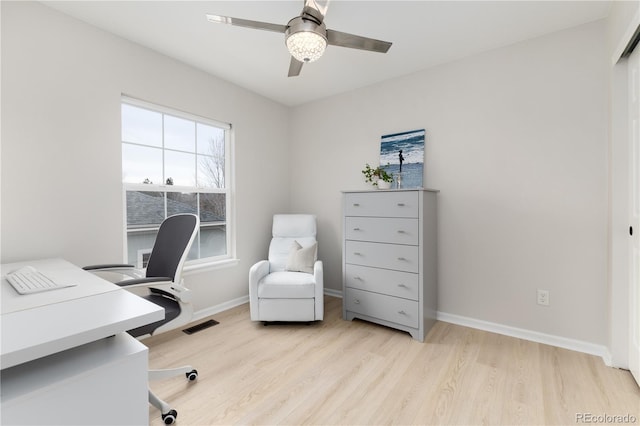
{"left": 380, "top": 129, "right": 425, "bottom": 189}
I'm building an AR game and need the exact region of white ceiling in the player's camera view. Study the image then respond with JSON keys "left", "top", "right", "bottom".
{"left": 43, "top": 1, "right": 611, "bottom": 106}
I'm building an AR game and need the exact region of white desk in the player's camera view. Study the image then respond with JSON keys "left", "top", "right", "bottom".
{"left": 1, "top": 258, "right": 164, "bottom": 425}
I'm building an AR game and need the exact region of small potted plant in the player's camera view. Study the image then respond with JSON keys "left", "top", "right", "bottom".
{"left": 362, "top": 163, "right": 393, "bottom": 189}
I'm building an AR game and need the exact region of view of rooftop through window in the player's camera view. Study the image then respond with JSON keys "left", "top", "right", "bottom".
{"left": 121, "top": 98, "right": 232, "bottom": 267}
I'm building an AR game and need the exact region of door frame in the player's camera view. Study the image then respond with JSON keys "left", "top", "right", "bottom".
{"left": 627, "top": 43, "right": 640, "bottom": 385}
{"left": 609, "top": 9, "right": 640, "bottom": 370}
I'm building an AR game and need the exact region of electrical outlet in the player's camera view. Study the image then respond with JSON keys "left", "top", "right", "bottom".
{"left": 537, "top": 289, "right": 550, "bottom": 306}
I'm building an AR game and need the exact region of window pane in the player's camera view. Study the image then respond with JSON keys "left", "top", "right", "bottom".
{"left": 199, "top": 193, "right": 225, "bottom": 223}
{"left": 197, "top": 154, "right": 225, "bottom": 188}
{"left": 187, "top": 232, "right": 200, "bottom": 261}
{"left": 199, "top": 225, "right": 226, "bottom": 258}
{"left": 122, "top": 143, "right": 162, "bottom": 184}
{"left": 165, "top": 150, "right": 196, "bottom": 186}
{"left": 197, "top": 124, "right": 225, "bottom": 188}
{"left": 197, "top": 124, "right": 225, "bottom": 155}
{"left": 122, "top": 104, "right": 162, "bottom": 147}
{"left": 167, "top": 192, "right": 197, "bottom": 216}
{"left": 165, "top": 115, "right": 195, "bottom": 152}
{"left": 126, "top": 191, "right": 165, "bottom": 228}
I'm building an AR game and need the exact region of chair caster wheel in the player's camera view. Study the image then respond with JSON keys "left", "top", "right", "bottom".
{"left": 161, "top": 409, "right": 177, "bottom": 425}
{"left": 186, "top": 369, "right": 198, "bottom": 381}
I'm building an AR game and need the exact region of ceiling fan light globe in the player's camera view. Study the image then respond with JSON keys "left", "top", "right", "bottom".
{"left": 286, "top": 31, "right": 327, "bottom": 63}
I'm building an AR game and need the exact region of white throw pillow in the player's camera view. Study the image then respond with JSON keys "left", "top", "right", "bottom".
{"left": 285, "top": 240, "right": 317, "bottom": 274}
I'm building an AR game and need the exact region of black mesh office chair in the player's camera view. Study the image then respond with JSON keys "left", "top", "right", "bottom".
{"left": 84, "top": 213, "right": 200, "bottom": 425}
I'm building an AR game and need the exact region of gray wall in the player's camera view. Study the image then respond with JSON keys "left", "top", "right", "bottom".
{"left": 1, "top": 1, "right": 290, "bottom": 310}
{"left": 290, "top": 20, "right": 609, "bottom": 345}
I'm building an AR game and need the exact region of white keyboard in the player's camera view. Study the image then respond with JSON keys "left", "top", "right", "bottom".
{"left": 5, "top": 266, "right": 76, "bottom": 295}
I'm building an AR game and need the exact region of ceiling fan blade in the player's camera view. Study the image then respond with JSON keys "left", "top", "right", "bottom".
{"left": 288, "top": 57, "right": 304, "bottom": 77}
{"left": 305, "top": 0, "right": 329, "bottom": 20}
{"left": 326, "top": 29, "right": 392, "bottom": 53}
{"left": 302, "top": 0, "right": 326, "bottom": 24}
{"left": 206, "top": 14, "right": 287, "bottom": 34}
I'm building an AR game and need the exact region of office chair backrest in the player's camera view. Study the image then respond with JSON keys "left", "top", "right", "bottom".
{"left": 146, "top": 214, "right": 199, "bottom": 284}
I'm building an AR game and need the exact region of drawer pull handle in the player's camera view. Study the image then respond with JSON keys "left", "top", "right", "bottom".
{"left": 353, "top": 203, "right": 360, "bottom": 207}
{"left": 397, "top": 283, "right": 407, "bottom": 288}
{"left": 397, "top": 230, "right": 406, "bottom": 234}
{"left": 397, "top": 203, "right": 405, "bottom": 206}
{"left": 353, "top": 276, "right": 363, "bottom": 281}
{"left": 354, "top": 299, "right": 361, "bottom": 304}
{"left": 398, "top": 310, "right": 407, "bottom": 315}
{"left": 353, "top": 227, "right": 361, "bottom": 231}
{"left": 397, "top": 257, "right": 407, "bottom": 261}
{"left": 354, "top": 252, "right": 362, "bottom": 256}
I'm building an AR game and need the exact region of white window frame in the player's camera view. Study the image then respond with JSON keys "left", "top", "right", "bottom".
{"left": 121, "top": 96, "right": 236, "bottom": 270}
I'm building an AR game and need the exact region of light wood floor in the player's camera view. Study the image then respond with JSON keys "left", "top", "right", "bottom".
{"left": 144, "top": 296, "right": 639, "bottom": 425}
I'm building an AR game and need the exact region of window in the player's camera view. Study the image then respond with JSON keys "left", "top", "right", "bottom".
{"left": 121, "top": 97, "right": 233, "bottom": 268}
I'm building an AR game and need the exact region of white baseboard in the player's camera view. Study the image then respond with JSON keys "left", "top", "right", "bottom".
{"left": 324, "top": 288, "right": 343, "bottom": 298}
{"left": 437, "top": 311, "right": 611, "bottom": 366}
{"left": 193, "top": 295, "right": 249, "bottom": 322}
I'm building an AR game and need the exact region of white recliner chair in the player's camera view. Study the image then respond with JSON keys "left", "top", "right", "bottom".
{"left": 249, "top": 214, "right": 324, "bottom": 323}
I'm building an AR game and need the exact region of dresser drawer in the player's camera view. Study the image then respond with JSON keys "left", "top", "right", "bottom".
{"left": 345, "top": 192, "right": 419, "bottom": 218}
{"left": 345, "top": 217, "right": 419, "bottom": 245}
{"left": 345, "top": 264, "right": 419, "bottom": 300}
{"left": 345, "top": 241, "right": 419, "bottom": 273}
{"left": 345, "top": 288, "right": 419, "bottom": 328}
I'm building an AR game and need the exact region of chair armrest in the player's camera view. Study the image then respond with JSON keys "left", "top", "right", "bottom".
{"left": 313, "top": 260, "right": 323, "bottom": 283}
{"left": 249, "top": 260, "right": 269, "bottom": 321}
{"left": 116, "top": 277, "right": 193, "bottom": 303}
{"left": 83, "top": 264, "right": 145, "bottom": 282}
{"left": 83, "top": 264, "right": 135, "bottom": 271}
{"left": 249, "top": 260, "right": 270, "bottom": 286}
{"left": 313, "top": 260, "right": 324, "bottom": 321}
{"left": 116, "top": 277, "right": 173, "bottom": 287}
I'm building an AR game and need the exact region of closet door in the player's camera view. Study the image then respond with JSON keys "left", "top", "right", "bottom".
{"left": 629, "top": 43, "right": 640, "bottom": 387}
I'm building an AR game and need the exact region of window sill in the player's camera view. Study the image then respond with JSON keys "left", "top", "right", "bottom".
{"left": 183, "top": 258, "right": 240, "bottom": 275}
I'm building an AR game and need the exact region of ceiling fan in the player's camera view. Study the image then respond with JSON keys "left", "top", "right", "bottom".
{"left": 206, "top": 0, "right": 392, "bottom": 77}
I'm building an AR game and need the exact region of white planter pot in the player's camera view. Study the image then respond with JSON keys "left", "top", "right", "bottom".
{"left": 376, "top": 180, "right": 392, "bottom": 189}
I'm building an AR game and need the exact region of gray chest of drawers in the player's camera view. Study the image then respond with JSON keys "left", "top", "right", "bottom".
{"left": 342, "top": 189, "right": 438, "bottom": 341}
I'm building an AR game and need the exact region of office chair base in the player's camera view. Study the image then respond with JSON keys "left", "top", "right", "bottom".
{"left": 149, "top": 390, "right": 177, "bottom": 424}
{"left": 186, "top": 369, "right": 198, "bottom": 381}
{"left": 150, "top": 366, "right": 197, "bottom": 381}
{"left": 161, "top": 410, "right": 177, "bottom": 425}
{"left": 149, "top": 369, "right": 198, "bottom": 424}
